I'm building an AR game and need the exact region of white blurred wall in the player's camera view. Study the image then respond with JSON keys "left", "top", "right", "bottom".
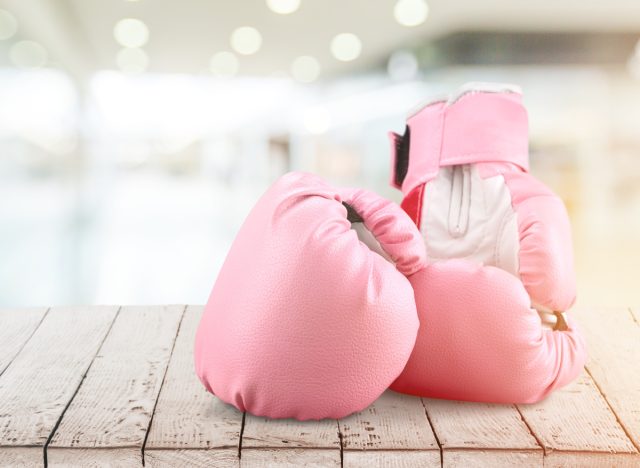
{"left": 1, "top": 54, "right": 640, "bottom": 308}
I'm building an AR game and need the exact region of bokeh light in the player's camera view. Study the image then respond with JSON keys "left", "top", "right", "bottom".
{"left": 9, "top": 40, "right": 48, "bottom": 68}
{"left": 387, "top": 50, "right": 419, "bottom": 81}
{"left": 266, "top": 0, "right": 301, "bottom": 15}
{"left": 330, "top": 33, "right": 362, "bottom": 62}
{"left": 394, "top": 0, "right": 429, "bottom": 27}
{"left": 230, "top": 26, "right": 262, "bottom": 55}
{"left": 291, "top": 55, "right": 320, "bottom": 83}
{"left": 113, "top": 18, "right": 149, "bottom": 48}
{"left": 0, "top": 9, "right": 18, "bottom": 40}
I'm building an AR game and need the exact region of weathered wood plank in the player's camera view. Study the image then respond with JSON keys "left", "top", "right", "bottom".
{"left": 424, "top": 399, "right": 539, "bottom": 450}
{"left": 5, "top": 303, "right": 640, "bottom": 467}
{"left": 339, "top": 392, "right": 439, "bottom": 467}
{"left": 144, "top": 305, "right": 242, "bottom": 464}
{"left": 0, "top": 447, "right": 44, "bottom": 467}
{"left": 242, "top": 410, "right": 340, "bottom": 465}
{"left": 442, "top": 449, "right": 541, "bottom": 467}
{"left": 48, "top": 448, "right": 141, "bottom": 467}
{"left": 518, "top": 371, "right": 638, "bottom": 464}
{"left": 343, "top": 450, "right": 440, "bottom": 467}
{"left": 145, "top": 449, "right": 239, "bottom": 468}
{"left": 0, "top": 306, "right": 119, "bottom": 463}
{"left": 543, "top": 451, "right": 640, "bottom": 467}
{"left": 579, "top": 307, "right": 640, "bottom": 451}
{"left": 242, "top": 416, "right": 340, "bottom": 450}
{"left": 47, "top": 305, "right": 185, "bottom": 466}
{"left": 240, "top": 448, "right": 340, "bottom": 467}
{"left": 0, "top": 307, "right": 48, "bottom": 375}
{"left": 423, "top": 398, "right": 541, "bottom": 466}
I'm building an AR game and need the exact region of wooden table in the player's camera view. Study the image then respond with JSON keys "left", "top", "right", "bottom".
{"left": 0, "top": 305, "right": 638, "bottom": 467}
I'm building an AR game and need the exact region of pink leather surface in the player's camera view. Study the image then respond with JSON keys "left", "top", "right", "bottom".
{"left": 392, "top": 86, "right": 587, "bottom": 403}
{"left": 391, "top": 261, "right": 587, "bottom": 403}
{"left": 501, "top": 167, "right": 577, "bottom": 312}
{"left": 194, "top": 172, "right": 424, "bottom": 420}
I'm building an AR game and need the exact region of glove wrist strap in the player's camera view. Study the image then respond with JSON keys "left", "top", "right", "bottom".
{"left": 390, "top": 90, "right": 530, "bottom": 195}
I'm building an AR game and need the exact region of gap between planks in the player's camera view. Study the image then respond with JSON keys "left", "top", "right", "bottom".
{"left": 3, "top": 305, "right": 639, "bottom": 467}
{"left": 143, "top": 305, "right": 244, "bottom": 467}
{"left": 0, "top": 307, "right": 49, "bottom": 377}
{"left": 140, "top": 305, "right": 188, "bottom": 466}
{"left": 578, "top": 306, "right": 640, "bottom": 452}
{"left": 420, "top": 397, "right": 443, "bottom": 467}
{"left": 46, "top": 305, "right": 186, "bottom": 466}
{"left": 143, "top": 305, "right": 640, "bottom": 467}
{"left": 42, "top": 306, "right": 123, "bottom": 466}
{"left": 0, "top": 306, "right": 121, "bottom": 467}
{"left": 584, "top": 366, "right": 640, "bottom": 453}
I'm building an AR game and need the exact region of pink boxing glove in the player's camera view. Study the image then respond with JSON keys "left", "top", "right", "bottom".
{"left": 388, "top": 83, "right": 587, "bottom": 403}
{"left": 194, "top": 172, "right": 426, "bottom": 420}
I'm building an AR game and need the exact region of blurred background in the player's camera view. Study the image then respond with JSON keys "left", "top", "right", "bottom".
{"left": 1, "top": 0, "right": 639, "bottom": 308}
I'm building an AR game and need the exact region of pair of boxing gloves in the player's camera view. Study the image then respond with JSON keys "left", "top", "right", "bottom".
{"left": 194, "top": 83, "right": 587, "bottom": 420}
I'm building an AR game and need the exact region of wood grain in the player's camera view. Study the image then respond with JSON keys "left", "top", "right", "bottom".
{"left": 518, "top": 371, "right": 638, "bottom": 462}
{"left": 145, "top": 448, "right": 239, "bottom": 468}
{"left": 242, "top": 416, "right": 340, "bottom": 450}
{"left": 339, "top": 392, "right": 439, "bottom": 467}
{"left": 0, "top": 306, "right": 119, "bottom": 458}
{"left": 424, "top": 398, "right": 541, "bottom": 466}
{"left": 47, "top": 305, "right": 184, "bottom": 466}
{"left": 3, "top": 304, "right": 640, "bottom": 466}
{"left": 0, "top": 307, "right": 47, "bottom": 375}
{"left": 340, "top": 391, "right": 438, "bottom": 451}
{"left": 543, "top": 451, "right": 640, "bottom": 467}
{"left": 242, "top": 410, "right": 340, "bottom": 465}
{"left": 240, "top": 448, "right": 340, "bottom": 467}
{"left": 0, "top": 447, "right": 45, "bottom": 467}
{"left": 144, "top": 305, "right": 242, "bottom": 456}
{"left": 47, "top": 448, "right": 142, "bottom": 467}
{"left": 578, "top": 307, "right": 640, "bottom": 450}
{"left": 343, "top": 450, "right": 440, "bottom": 468}
{"left": 442, "top": 449, "right": 542, "bottom": 467}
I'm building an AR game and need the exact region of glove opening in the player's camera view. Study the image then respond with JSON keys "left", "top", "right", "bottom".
{"left": 390, "top": 125, "right": 411, "bottom": 189}
{"left": 343, "top": 202, "right": 395, "bottom": 264}
{"left": 342, "top": 202, "right": 364, "bottom": 224}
